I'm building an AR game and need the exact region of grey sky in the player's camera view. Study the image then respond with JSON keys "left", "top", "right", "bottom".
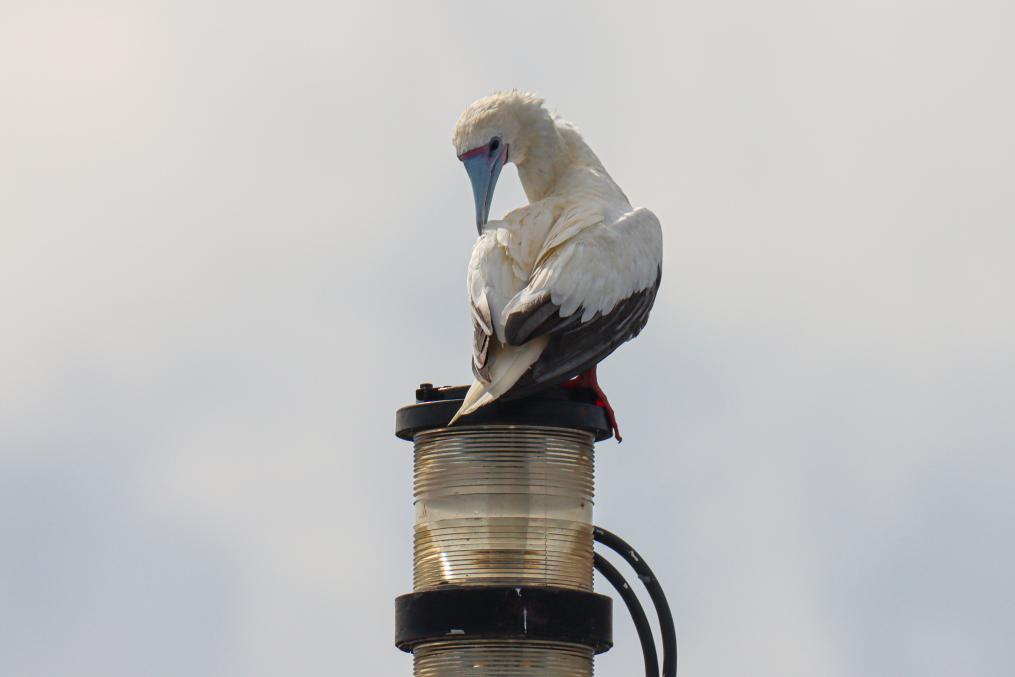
{"left": 1, "top": 1, "right": 1013, "bottom": 675}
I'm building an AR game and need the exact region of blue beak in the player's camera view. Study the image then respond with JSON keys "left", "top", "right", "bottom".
{"left": 461, "top": 146, "right": 507, "bottom": 234}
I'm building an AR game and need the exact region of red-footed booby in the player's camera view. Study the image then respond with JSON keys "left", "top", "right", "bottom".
{"left": 449, "top": 91, "right": 662, "bottom": 441}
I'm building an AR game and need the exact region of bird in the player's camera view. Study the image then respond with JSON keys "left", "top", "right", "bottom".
{"left": 448, "top": 91, "right": 662, "bottom": 441}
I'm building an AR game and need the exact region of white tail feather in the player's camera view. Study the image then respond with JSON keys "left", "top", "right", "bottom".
{"left": 448, "top": 336, "right": 549, "bottom": 425}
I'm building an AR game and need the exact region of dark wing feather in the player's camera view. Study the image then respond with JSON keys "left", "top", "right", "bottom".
{"left": 501, "top": 266, "right": 661, "bottom": 399}
{"left": 503, "top": 291, "right": 583, "bottom": 346}
{"left": 470, "top": 293, "right": 493, "bottom": 382}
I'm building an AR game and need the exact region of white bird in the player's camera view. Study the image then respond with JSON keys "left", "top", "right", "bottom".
{"left": 448, "top": 91, "right": 662, "bottom": 441}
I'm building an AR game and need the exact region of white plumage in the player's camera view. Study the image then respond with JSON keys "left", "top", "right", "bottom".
{"left": 449, "top": 92, "right": 663, "bottom": 433}
{"left": 503, "top": 208, "right": 662, "bottom": 323}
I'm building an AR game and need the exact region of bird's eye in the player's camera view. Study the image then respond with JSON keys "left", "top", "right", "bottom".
{"left": 489, "top": 137, "right": 501, "bottom": 153}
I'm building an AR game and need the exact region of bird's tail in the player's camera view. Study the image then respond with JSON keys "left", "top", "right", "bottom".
{"left": 448, "top": 336, "right": 549, "bottom": 426}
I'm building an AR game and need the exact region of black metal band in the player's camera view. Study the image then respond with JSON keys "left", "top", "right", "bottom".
{"left": 395, "top": 383, "right": 613, "bottom": 442}
{"left": 394, "top": 586, "right": 613, "bottom": 654}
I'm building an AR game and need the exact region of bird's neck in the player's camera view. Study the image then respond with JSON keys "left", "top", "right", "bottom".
{"left": 511, "top": 107, "right": 569, "bottom": 201}
{"left": 517, "top": 151, "right": 565, "bottom": 202}
{"left": 517, "top": 120, "right": 604, "bottom": 202}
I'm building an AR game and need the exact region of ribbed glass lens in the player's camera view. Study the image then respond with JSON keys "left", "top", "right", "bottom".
{"left": 412, "top": 425, "right": 595, "bottom": 591}
{"left": 414, "top": 640, "right": 594, "bottom": 677}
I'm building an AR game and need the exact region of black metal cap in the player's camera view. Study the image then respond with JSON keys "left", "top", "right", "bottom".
{"left": 395, "top": 383, "right": 613, "bottom": 442}
{"left": 395, "top": 586, "right": 613, "bottom": 654}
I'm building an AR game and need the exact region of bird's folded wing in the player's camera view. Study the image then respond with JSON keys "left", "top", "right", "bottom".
{"left": 467, "top": 229, "right": 525, "bottom": 382}
{"left": 498, "top": 207, "right": 663, "bottom": 391}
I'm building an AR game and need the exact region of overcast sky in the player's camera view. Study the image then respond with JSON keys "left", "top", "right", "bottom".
{"left": 1, "top": 1, "right": 1013, "bottom": 675}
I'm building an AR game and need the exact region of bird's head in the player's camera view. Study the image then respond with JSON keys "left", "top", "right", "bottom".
{"left": 453, "top": 91, "right": 549, "bottom": 233}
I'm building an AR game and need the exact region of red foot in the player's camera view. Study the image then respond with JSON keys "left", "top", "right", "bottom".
{"left": 561, "top": 366, "right": 622, "bottom": 442}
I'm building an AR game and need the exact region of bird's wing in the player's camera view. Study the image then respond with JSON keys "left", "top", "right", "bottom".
{"left": 450, "top": 229, "right": 544, "bottom": 425}
{"left": 466, "top": 228, "right": 526, "bottom": 382}
{"left": 498, "top": 207, "right": 663, "bottom": 393}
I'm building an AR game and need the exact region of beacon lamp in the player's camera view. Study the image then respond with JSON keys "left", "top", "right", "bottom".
{"left": 394, "top": 383, "right": 676, "bottom": 677}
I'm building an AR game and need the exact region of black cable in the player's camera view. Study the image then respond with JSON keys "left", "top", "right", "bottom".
{"left": 593, "top": 552, "right": 659, "bottom": 677}
{"left": 594, "top": 526, "right": 677, "bottom": 677}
